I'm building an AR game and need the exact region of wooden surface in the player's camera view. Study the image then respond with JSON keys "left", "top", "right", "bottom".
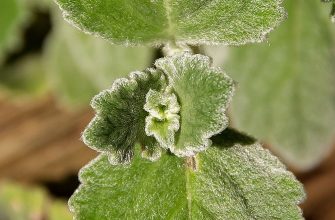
{"left": 0, "top": 95, "right": 334, "bottom": 219}
{"left": 0, "top": 96, "right": 97, "bottom": 182}
{"left": 297, "top": 147, "right": 335, "bottom": 220}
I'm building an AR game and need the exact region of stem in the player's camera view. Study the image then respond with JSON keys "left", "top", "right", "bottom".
{"left": 162, "top": 41, "right": 192, "bottom": 56}
{"left": 186, "top": 156, "right": 198, "bottom": 171}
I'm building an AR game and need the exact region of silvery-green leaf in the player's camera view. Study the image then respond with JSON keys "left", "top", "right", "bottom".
{"left": 44, "top": 8, "right": 154, "bottom": 106}
{"left": 55, "top": 0, "right": 285, "bottom": 46}
{"left": 69, "top": 129, "right": 305, "bottom": 220}
{"left": 155, "top": 53, "right": 235, "bottom": 156}
{"left": 223, "top": 0, "right": 335, "bottom": 170}
{"left": 83, "top": 70, "right": 166, "bottom": 164}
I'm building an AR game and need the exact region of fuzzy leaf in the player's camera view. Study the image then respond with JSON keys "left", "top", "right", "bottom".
{"left": 83, "top": 70, "right": 166, "bottom": 164}
{"left": 69, "top": 129, "right": 305, "bottom": 220}
{"left": 155, "top": 53, "right": 234, "bottom": 156}
{"left": 55, "top": 0, "right": 285, "bottom": 46}
{"left": 44, "top": 9, "right": 154, "bottom": 106}
{"left": 144, "top": 89, "right": 180, "bottom": 149}
{"left": 222, "top": 0, "right": 335, "bottom": 170}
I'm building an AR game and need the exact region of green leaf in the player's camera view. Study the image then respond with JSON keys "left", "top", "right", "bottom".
{"left": 69, "top": 129, "right": 305, "bottom": 220}
{"left": 55, "top": 0, "right": 285, "bottom": 46}
{"left": 0, "top": 0, "right": 25, "bottom": 64}
{"left": 221, "top": 0, "right": 335, "bottom": 170}
{"left": 83, "top": 70, "right": 166, "bottom": 165}
{"left": 155, "top": 53, "right": 234, "bottom": 156}
{"left": 44, "top": 8, "right": 154, "bottom": 106}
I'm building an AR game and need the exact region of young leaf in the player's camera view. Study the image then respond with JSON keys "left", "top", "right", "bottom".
{"left": 55, "top": 0, "right": 285, "bottom": 46}
{"left": 155, "top": 53, "right": 235, "bottom": 156}
{"left": 83, "top": 53, "right": 233, "bottom": 160}
{"left": 222, "top": 0, "right": 335, "bottom": 170}
{"left": 144, "top": 89, "right": 180, "bottom": 149}
{"left": 69, "top": 129, "right": 305, "bottom": 220}
{"left": 83, "top": 70, "right": 166, "bottom": 165}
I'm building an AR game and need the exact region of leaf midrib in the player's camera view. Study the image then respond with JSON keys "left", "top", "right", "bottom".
{"left": 183, "top": 154, "right": 256, "bottom": 219}
{"left": 186, "top": 164, "right": 192, "bottom": 219}
{"left": 163, "top": 0, "right": 175, "bottom": 40}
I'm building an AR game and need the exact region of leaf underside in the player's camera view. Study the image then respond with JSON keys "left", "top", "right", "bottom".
{"left": 224, "top": 0, "right": 335, "bottom": 170}
{"left": 69, "top": 129, "right": 305, "bottom": 220}
{"left": 55, "top": 0, "right": 285, "bottom": 46}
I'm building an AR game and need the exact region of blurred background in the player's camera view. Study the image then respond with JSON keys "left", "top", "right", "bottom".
{"left": 0, "top": 0, "right": 334, "bottom": 219}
